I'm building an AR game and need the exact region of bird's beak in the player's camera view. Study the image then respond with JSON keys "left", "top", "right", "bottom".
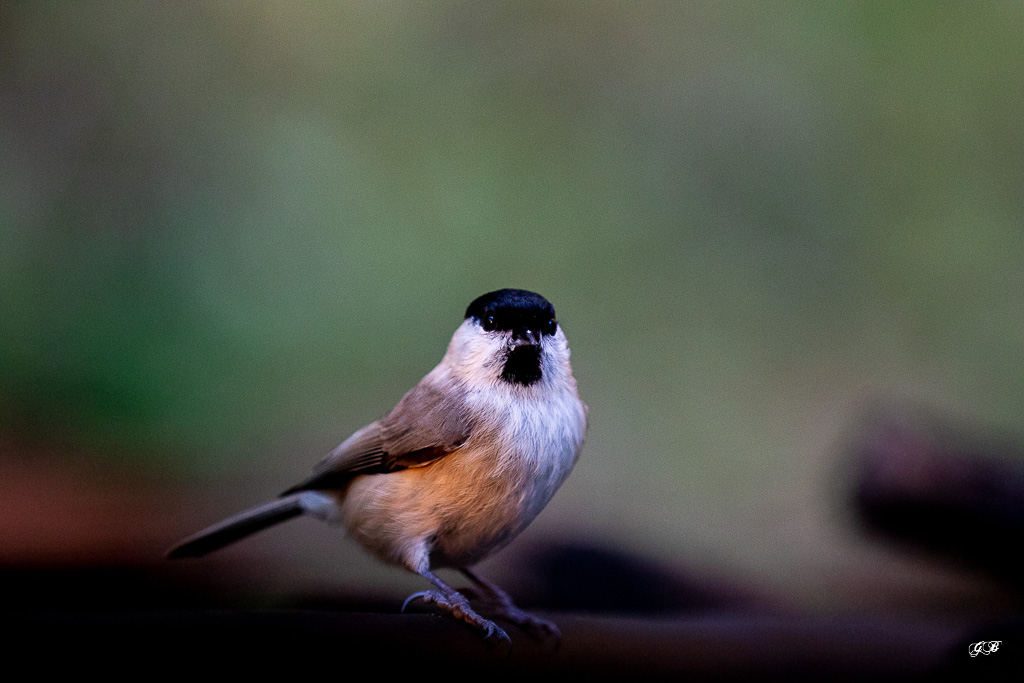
{"left": 512, "top": 328, "right": 540, "bottom": 347}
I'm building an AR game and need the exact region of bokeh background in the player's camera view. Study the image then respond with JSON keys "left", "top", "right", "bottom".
{"left": 2, "top": 1, "right": 1022, "bottom": 615}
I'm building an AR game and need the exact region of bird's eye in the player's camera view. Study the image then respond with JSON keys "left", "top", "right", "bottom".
{"left": 545, "top": 318, "right": 557, "bottom": 335}
{"left": 482, "top": 315, "right": 496, "bottom": 331}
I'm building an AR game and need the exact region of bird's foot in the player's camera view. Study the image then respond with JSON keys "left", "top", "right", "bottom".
{"left": 403, "top": 589, "right": 511, "bottom": 647}
{"left": 499, "top": 606, "right": 561, "bottom": 644}
{"left": 459, "top": 575, "right": 561, "bottom": 647}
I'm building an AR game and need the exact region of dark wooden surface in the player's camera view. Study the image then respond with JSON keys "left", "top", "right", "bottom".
{"left": 10, "top": 603, "right": 1007, "bottom": 680}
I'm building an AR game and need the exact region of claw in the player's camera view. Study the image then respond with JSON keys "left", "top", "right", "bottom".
{"left": 402, "top": 584, "right": 510, "bottom": 650}
{"left": 459, "top": 568, "right": 562, "bottom": 648}
{"left": 484, "top": 623, "right": 512, "bottom": 647}
{"left": 401, "top": 591, "right": 431, "bottom": 613}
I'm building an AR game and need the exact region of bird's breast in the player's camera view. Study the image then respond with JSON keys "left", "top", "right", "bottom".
{"left": 339, "top": 386, "right": 585, "bottom": 570}
{"left": 423, "top": 387, "right": 585, "bottom": 565}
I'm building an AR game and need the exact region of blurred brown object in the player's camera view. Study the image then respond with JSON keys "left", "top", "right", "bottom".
{"left": 852, "top": 410, "right": 1024, "bottom": 591}
{"left": 0, "top": 437, "right": 180, "bottom": 564}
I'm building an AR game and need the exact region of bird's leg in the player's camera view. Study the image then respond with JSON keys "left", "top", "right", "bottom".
{"left": 402, "top": 569, "right": 511, "bottom": 646}
{"left": 460, "top": 568, "right": 561, "bottom": 644}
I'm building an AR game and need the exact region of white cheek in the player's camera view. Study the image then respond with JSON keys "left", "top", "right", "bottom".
{"left": 540, "top": 330, "right": 573, "bottom": 383}
{"left": 446, "top": 321, "right": 506, "bottom": 385}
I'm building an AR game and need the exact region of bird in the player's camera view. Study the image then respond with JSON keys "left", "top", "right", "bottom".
{"left": 167, "top": 288, "right": 587, "bottom": 645}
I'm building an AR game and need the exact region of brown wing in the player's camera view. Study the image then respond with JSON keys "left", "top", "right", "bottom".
{"left": 281, "top": 378, "right": 472, "bottom": 495}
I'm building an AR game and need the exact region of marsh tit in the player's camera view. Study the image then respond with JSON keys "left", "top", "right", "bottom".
{"left": 168, "top": 289, "right": 587, "bottom": 644}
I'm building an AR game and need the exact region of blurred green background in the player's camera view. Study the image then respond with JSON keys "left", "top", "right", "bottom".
{"left": 2, "top": 2, "right": 1022, "bottom": 608}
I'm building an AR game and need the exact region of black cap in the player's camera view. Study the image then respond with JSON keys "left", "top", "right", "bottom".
{"left": 465, "top": 289, "right": 557, "bottom": 338}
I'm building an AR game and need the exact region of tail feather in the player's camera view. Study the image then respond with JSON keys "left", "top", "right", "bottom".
{"left": 166, "top": 495, "right": 305, "bottom": 559}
